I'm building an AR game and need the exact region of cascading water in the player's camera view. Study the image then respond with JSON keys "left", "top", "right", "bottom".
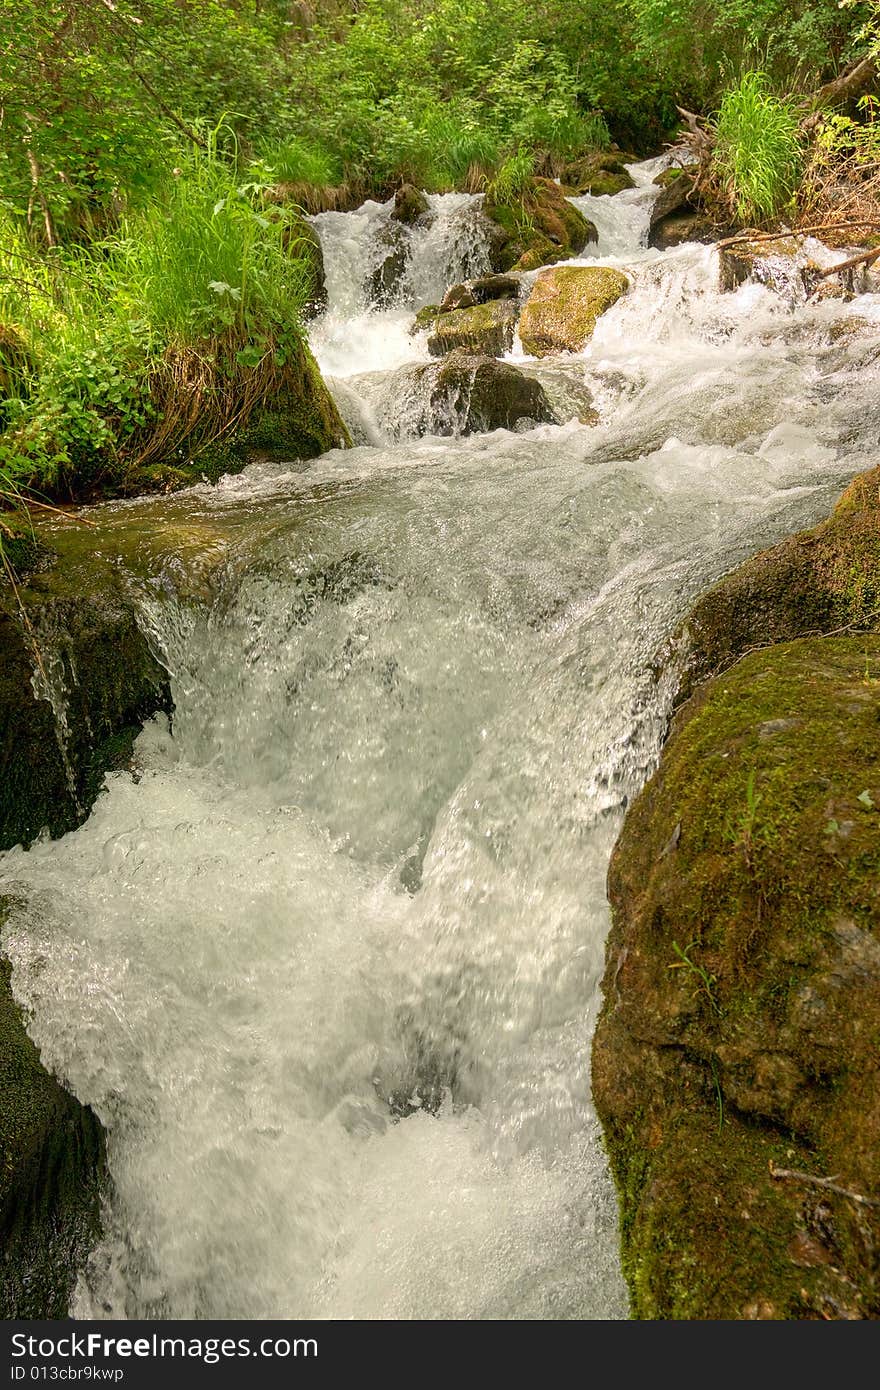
{"left": 3, "top": 159, "right": 880, "bottom": 1320}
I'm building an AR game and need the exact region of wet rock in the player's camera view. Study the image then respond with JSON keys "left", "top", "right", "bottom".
{"left": 593, "top": 628, "right": 880, "bottom": 1318}
{"left": 718, "top": 237, "right": 801, "bottom": 293}
{"left": 389, "top": 351, "right": 554, "bottom": 437}
{"left": 439, "top": 272, "right": 522, "bottom": 314}
{"left": 366, "top": 222, "right": 410, "bottom": 307}
{"left": 0, "top": 942, "right": 106, "bottom": 1317}
{"left": 519, "top": 265, "right": 629, "bottom": 357}
{"left": 427, "top": 298, "right": 519, "bottom": 358}
{"left": 563, "top": 153, "right": 636, "bottom": 197}
{"left": 0, "top": 533, "right": 173, "bottom": 852}
{"left": 410, "top": 303, "right": 441, "bottom": 336}
{"left": 391, "top": 184, "right": 430, "bottom": 226}
{"left": 483, "top": 178, "right": 597, "bottom": 273}
{"left": 647, "top": 168, "right": 726, "bottom": 250}
{"left": 650, "top": 210, "right": 720, "bottom": 250}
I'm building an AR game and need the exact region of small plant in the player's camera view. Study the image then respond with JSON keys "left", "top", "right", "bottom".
{"left": 668, "top": 940, "right": 722, "bottom": 1016}
{"left": 487, "top": 150, "right": 536, "bottom": 208}
{"left": 714, "top": 71, "right": 802, "bottom": 224}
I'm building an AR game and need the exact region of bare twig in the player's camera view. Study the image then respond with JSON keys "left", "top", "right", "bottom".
{"left": 769, "top": 1163, "right": 880, "bottom": 1209}
{"left": 816, "top": 246, "right": 880, "bottom": 278}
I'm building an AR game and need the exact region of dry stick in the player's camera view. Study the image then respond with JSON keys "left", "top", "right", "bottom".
{"left": 716, "top": 221, "right": 880, "bottom": 251}
{"left": 816, "top": 245, "right": 880, "bottom": 278}
{"left": 769, "top": 1164, "right": 880, "bottom": 1209}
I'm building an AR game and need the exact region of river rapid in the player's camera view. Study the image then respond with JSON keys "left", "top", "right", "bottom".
{"left": 2, "top": 157, "right": 880, "bottom": 1319}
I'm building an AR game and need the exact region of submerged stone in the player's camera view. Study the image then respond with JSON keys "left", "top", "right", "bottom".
{"left": 0, "top": 941, "right": 106, "bottom": 1318}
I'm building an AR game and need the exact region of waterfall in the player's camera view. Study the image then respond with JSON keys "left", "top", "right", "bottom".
{"left": 3, "top": 161, "right": 880, "bottom": 1320}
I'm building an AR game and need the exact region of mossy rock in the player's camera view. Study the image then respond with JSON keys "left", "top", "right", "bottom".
{"left": 410, "top": 303, "right": 441, "bottom": 337}
{"left": 420, "top": 351, "right": 554, "bottom": 434}
{"left": 0, "top": 936, "right": 106, "bottom": 1318}
{"left": 392, "top": 184, "right": 430, "bottom": 226}
{"left": 483, "top": 178, "right": 597, "bottom": 273}
{"left": 518, "top": 265, "right": 629, "bottom": 357}
{"left": 563, "top": 153, "right": 636, "bottom": 197}
{"left": 674, "top": 464, "right": 880, "bottom": 704}
{"left": 594, "top": 632, "right": 880, "bottom": 1318}
{"left": 0, "top": 534, "right": 173, "bottom": 852}
{"left": 427, "top": 298, "right": 519, "bottom": 358}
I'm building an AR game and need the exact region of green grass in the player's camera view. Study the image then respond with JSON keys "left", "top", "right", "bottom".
{"left": 714, "top": 71, "right": 802, "bottom": 224}
{"left": 0, "top": 138, "right": 314, "bottom": 498}
{"left": 486, "top": 150, "right": 536, "bottom": 207}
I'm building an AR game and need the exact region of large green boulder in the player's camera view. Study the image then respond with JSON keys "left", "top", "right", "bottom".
{"left": 518, "top": 265, "right": 629, "bottom": 357}
{"left": 593, "top": 467, "right": 880, "bottom": 1320}
{"left": 483, "top": 178, "right": 597, "bottom": 273}
{"left": 563, "top": 153, "right": 636, "bottom": 197}
{"left": 594, "top": 633, "right": 880, "bottom": 1320}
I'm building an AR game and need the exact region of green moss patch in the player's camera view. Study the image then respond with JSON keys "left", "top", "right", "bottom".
{"left": 519, "top": 265, "right": 629, "bottom": 356}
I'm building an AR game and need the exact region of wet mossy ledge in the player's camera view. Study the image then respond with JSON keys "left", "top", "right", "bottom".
{"left": 0, "top": 535, "right": 172, "bottom": 852}
{"left": 593, "top": 467, "right": 880, "bottom": 1319}
{"left": 0, "top": 530, "right": 175, "bottom": 1315}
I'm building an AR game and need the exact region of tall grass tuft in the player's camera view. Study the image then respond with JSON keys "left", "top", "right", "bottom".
{"left": 714, "top": 71, "right": 802, "bottom": 224}
{"left": 486, "top": 150, "right": 536, "bottom": 207}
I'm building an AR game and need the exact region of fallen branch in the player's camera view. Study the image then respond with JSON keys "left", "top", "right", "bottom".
{"left": 716, "top": 220, "right": 880, "bottom": 250}
{"left": 816, "top": 245, "right": 880, "bottom": 278}
{"left": 769, "top": 1163, "right": 880, "bottom": 1208}
{"left": 807, "top": 57, "right": 878, "bottom": 117}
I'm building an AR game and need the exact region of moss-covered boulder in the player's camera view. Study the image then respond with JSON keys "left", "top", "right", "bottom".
{"left": 410, "top": 303, "right": 441, "bottom": 337}
{"left": 427, "top": 298, "right": 519, "bottom": 358}
{"left": 675, "top": 465, "right": 880, "bottom": 704}
{"left": 0, "top": 533, "right": 172, "bottom": 852}
{"left": 0, "top": 940, "right": 105, "bottom": 1318}
{"left": 242, "top": 337, "right": 351, "bottom": 461}
{"left": 483, "top": 178, "right": 597, "bottom": 273}
{"left": 518, "top": 265, "right": 629, "bottom": 357}
{"left": 392, "top": 184, "right": 430, "bottom": 226}
{"left": 594, "top": 632, "right": 880, "bottom": 1319}
{"left": 563, "top": 153, "right": 636, "bottom": 197}
{"left": 400, "top": 351, "right": 554, "bottom": 436}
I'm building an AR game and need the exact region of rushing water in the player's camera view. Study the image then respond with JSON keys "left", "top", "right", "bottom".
{"left": 3, "top": 159, "right": 880, "bottom": 1320}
